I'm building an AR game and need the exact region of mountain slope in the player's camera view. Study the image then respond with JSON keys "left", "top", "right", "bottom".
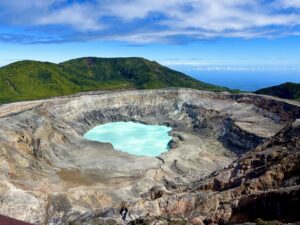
{"left": 0, "top": 57, "right": 230, "bottom": 104}
{"left": 255, "top": 82, "right": 300, "bottom": 100}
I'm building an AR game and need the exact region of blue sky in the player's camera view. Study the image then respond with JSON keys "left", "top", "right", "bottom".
{"left": 0, "top": 0, "right": 300, "bottom": 74}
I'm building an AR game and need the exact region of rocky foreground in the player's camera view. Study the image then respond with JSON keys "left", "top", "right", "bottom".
{"left": 0, "top": 88, "right": 299, "bottom": 225}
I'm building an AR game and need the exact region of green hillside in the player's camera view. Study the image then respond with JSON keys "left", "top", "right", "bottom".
{"left": 255, "top": 82, "right": 300, "bottom": 100}
{"left": 0, "top": 57, "right": 230, "bottom": 104}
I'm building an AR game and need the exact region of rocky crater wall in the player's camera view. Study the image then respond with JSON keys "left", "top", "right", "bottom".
{"left": 0, "top": 88, "right": 299, "bottom": 224}
{"left": 43, "top": 89, "right": 297, "bottom": 151}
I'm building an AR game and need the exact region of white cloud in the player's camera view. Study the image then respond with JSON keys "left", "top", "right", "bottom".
{"left": 37, "top": 3, "right": 103, "bottom": 31}
{"left": 191, "top": 65, "right": 300, "bottom": 72}
{"left": 1, "top": 0, "right": 300, "bottom": 42}
{"left": 100, "top": 0, "right": 300, "bottom": 33}
{"left": 159, "top": 57, "right": 300, "bottom": 71}
{"left": 278, "top": 0, "right": 300, "bottom": 8}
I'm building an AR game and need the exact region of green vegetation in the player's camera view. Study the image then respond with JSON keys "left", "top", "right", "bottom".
{"left": 0, "top": 57, "right": 231, "bottom": 104}
{"left": 255, "top": 82, "right": 300, "bottom": 100}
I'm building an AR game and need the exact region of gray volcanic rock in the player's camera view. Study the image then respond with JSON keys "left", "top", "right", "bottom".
{"left": 0, "top": 88, "right": 299, "bottom": 224}
{"left": 131, "top": 119, "right": 300, "bottom": 224}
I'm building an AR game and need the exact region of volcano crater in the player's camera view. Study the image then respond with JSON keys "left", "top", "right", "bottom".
{"left": 0, "top": 88, "right": 299, "bottom": 224}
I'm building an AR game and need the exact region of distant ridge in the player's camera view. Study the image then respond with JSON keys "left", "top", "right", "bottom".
{"left": 255, "top": 82, "right": 300, "bottom": 100}
{"left": 0, "top": 57, "right": 230, "bottom": 104}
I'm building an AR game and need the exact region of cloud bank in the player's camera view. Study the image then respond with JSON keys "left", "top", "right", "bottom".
{"left": 0, "top": 0, "right": 300, "bottom": 44}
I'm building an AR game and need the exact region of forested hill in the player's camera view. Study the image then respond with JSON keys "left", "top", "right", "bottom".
{"left": 255, "top": 82, "right": 300, "bottom": 100}
{"left": 0, "top": 57, "right": 230, "bottom": 103}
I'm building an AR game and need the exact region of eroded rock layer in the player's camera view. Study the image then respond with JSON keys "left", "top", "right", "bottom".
{"left": 0, "top": 88, "right": 299, "bottom": 225}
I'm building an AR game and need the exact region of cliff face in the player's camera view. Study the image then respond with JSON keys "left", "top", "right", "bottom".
{"left": 134, "top": 120, "right": 299, "bottom": 224}
{"left": 0, "top": 88, "right": 299, "bottom": 225}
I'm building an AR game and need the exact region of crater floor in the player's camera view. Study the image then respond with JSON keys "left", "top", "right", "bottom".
{"left": 0, "top": 88, "right": 299, "bottom": 224}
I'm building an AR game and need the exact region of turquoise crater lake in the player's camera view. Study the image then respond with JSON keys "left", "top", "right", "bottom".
{"left": 83, "top": 122, "right": 172, "bottom": 157}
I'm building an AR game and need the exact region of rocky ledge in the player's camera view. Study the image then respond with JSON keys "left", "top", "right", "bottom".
{"left": 0, "top": 88, "right": 299, "bottom": 225}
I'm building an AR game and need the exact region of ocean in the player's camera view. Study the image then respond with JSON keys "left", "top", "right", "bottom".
{"left": 173, "top": 68, "right": 300, "bottom": 92}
